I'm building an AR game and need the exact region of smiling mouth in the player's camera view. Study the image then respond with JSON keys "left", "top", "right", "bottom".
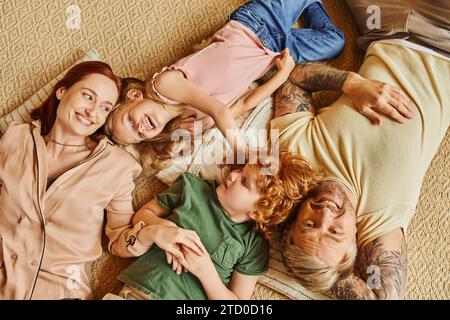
{"left": 313, "top": 194, "right": 342, "bottom": 210}
{"left": 76, "top": 112, "right": 93, "bottom": 127}
{"left": 143, "top": 114, "right": 156, "bottom": 131}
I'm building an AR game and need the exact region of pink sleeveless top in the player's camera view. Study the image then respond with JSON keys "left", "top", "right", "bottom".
{"left": 147, "top": 20, "right": 279, "bottom": 108}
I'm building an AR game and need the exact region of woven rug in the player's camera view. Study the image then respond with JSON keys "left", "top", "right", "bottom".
{"left": 0, "top": 0, "right": 448, "bottom": 299}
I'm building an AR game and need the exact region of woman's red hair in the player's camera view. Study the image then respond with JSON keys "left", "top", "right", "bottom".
{"left": 31, "top": 61, "right": 122, "bottom": 136}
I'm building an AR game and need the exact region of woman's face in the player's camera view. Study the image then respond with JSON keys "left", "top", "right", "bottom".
{"left": 56, "top": 73, "right": 119, "bottom": 137}
{"left": 109, "top": 98, "right": 170, "bottom": 144}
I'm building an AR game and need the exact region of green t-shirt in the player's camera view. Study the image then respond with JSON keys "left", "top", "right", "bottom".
{"left": 118, "top": 173, "right": 269, "bottom": 300}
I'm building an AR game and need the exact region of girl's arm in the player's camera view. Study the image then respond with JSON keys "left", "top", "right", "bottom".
{"left": 231, "top": 48, "right": 295, "bottom": 118}
{"left": 154, "top": 70, "right": 246, "bottom": 156}
{"left": 154, "top": 49, "right": 294, "bottom": 158}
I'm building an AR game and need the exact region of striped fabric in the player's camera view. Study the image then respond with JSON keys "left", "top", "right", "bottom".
{"left": 0, "top": 49, "right": 102, "bottom": 134}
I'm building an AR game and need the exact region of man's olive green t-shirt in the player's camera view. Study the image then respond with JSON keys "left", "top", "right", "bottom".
{"left": 118, "top": 173, "right": 268, "bottom": 299}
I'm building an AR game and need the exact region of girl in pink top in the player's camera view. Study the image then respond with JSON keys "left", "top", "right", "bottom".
{"left": 106, "top": 0, "right": 344, "bottom": 169}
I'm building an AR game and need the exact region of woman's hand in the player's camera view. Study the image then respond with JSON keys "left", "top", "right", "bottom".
{"left": 275, "top": 48, "right": 295, "bottom": 80}
{"left": 343, "top": 73, "right": 414, "bottom": 125}
{"left": 153, "top": 225, "right": 206, "bottom": 260}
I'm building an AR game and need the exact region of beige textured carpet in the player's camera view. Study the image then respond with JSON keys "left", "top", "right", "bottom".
{"left": 1, "top": 0, "right": 448, "bottom": 299}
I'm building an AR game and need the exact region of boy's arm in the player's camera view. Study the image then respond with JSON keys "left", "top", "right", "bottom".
{"left": 286, "top": 63, "right": 413, "bottom": 125}
{"left": 179, "top": 246, "right": 259, "bottom": 300}
{"left": 200, "top": 270, "right": 260, "bottom": 300}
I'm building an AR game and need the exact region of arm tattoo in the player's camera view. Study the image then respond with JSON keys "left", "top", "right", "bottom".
{"left": 274, "top": 79, "right": 315, "bottom": 118}
{"left": 330, "top": 235, "right": 407, "bottom": 300}
{"left": 356, "top": 236, "right": 408, "bottom": 299}
{"left": 289, "top": 63, "right": 349, "bottom": 92}
{"left": 330, "top": 274, "right": 377, "bottom": 300}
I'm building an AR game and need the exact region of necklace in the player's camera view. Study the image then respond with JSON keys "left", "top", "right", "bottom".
{"left": 48, "top": 139, "right": 87, "bottom": 148}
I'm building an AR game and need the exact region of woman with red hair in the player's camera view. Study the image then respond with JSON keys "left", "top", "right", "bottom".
{"left": 0, "top": 61, "right": 156, "bottom": 299}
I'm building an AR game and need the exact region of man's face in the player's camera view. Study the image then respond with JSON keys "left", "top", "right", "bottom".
{"left": 290, "top": 180, "right": 357, "bottom": 266}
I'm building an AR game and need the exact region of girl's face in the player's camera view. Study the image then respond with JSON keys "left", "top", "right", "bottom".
{"left": 216, "top": 165, "right": 261, "bottom": 222}
{"left": 110, "top": 98, "right": 171, "bottom": 144}
{"left": 56, "top": 73, "right": 119, "bottom": 137}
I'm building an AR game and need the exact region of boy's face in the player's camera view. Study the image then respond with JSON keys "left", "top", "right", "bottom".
{"left": 216, "top": 165, "right": 260, "bottom": 222}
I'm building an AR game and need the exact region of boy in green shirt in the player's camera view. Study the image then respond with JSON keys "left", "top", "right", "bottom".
{"left": 112, "top": 152, "right": 321, "bottom": 300}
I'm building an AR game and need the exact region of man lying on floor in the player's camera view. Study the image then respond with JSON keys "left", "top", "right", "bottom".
{"left": 274, "top": 0, "right": 449, "bottom": 299}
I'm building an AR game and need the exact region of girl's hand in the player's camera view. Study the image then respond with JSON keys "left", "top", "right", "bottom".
{"left": 275, "top": 48, "right": 295, "bottom": 80}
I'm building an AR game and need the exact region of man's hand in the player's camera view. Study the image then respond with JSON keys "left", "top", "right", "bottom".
{"left": 343, "top": 73, "right": 414, "bottom": 125}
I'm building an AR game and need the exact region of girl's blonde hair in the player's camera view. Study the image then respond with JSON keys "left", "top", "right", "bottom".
{"left": 233, "top": 151, "right": 324, "bottom": 239}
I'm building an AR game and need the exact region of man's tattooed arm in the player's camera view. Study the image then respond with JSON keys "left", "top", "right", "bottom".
{"left": 329, "top": 274, "right": 377, "bottom": 300}
{"left": 289, "top": 62, "right": 352, "bottom": 92}
{"left": 330, "top": 228, "right": 407, "bottom": 300}
{"left": 274, "top": 79, "right": 315, "bottom": 118}
{"left": 274, "top": 63, "right": 360, "bottom": 118}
